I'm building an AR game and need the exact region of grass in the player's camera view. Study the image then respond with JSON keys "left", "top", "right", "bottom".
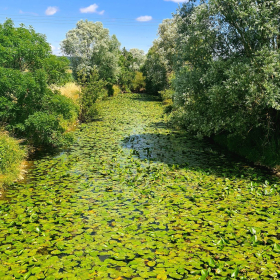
{"left": 50, "top": 82, "right": 81, "bottom": 104}
{"left": 0, "top": 132, "right": 26, "bottom": 191}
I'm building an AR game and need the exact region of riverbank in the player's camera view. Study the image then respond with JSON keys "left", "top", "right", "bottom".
{"left": 0, "top": 132, "right": 26, "bottom": 195}
{"left": 0, "top": 94, "right": 279, "bottom": 279}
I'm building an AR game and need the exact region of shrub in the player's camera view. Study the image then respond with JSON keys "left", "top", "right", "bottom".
{"left": 113, "top": 85, "right": 122, "bottom": 96}
{"left": 0, "top": 132, "right": 25, "bottom": 187}
{"left": 43, "top": 55, "right": 73, "bottom": 86}
{"left": 42, "top": 93, "right": 79, "bottom": 122}
{"left": 106, "top": 84, "right": 115, "bottom": 97}
{"left": 24, "top": 112, "right": 72, "bottom": 147}
{"left": 0, "top": 19, "right": 77, "bottom": 149}
{"left": 79, "top": 71, "right": 107, "bottom": 123}
{"left": 159, "top": 89, "right": 174, "bottom": 102}
{"left": 0, "top": 68, "right": 49, "bottom": 128}
{"left": 131, "top": 72, "right": 146, "bottom": 92}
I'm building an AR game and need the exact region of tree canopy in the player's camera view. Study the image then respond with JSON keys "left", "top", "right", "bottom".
{"left": 61, "top": 20, "right": 121, "bottom": 83}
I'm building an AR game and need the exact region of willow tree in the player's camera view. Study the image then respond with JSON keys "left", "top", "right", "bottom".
{"left": 172, "top": 0, "right": 280, "bottom": 165}
{"left": 61, "top": 20, "right": 121, "bottom": 83}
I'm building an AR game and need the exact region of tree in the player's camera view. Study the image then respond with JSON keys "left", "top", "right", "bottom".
{"left": 171, "top": 0, "right": 280, "bottom": 165}
{"left": 0, "top": 19, "right": 77, "bottom": 147}
{"left": 61, "top": 20, "right": 121, "bottom": 83}
{"left": 0, "top": 19, "right": 51, "bottom": 72}
{"left": 142, "top": 46, "right": 168, "bottom": 94}
{"left": 43, "top": 55, "right": 72, "bottom": 85}
{"left": 118, "top": 48, "right": 136, "bottom": 92}
{"left": 143, "top": 18, "right": 178, "bottom": 94}
{"left": 130, "top": 48, "right": 146, "bottom": 71}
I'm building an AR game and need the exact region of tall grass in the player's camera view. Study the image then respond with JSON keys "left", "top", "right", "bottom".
{"left": 0, "top": 132, "right": 26, "bottom": 190}
{"left": 50, "top": 82, "right": 81, "bottom": 104}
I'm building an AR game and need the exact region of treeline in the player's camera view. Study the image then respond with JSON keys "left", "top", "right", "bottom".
{"left": 0, "top": 19, "right": 147, "bottom": 187}
{"left": 143, "top": 0, "right": 280, "bottom": 167}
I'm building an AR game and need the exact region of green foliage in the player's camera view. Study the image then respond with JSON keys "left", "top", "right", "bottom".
{"left": 24, "top": 112, "right": 69, "bottom": 147}
{"left": 42, "top": 93, "right": 79, "bottom": 122}
{"left": 106, "top": 83, "right": 115, "bottom": 97}
{"left": 142, "top": 46, "right": 168, "bottom": 95}
{"left": 43, "top": 55, "right": 73, "bottom": 85}
{"left": 142, "top": 19, "right": 177, "bottom": 95}
{"left": 78, "top": 71, "right": 107, "bottom": 123}
{"left": 0, "top": 19, "right": 77, "bottom": 148}
{"left": 131, "top": 71, "right": 146, "bottom": 92}
{"left": 61, "top": 20, "right": 121, "bottom": 83}
{"left": 118, "top": 48, "right": 135, "bottom": 92}
{"left": 113, "top": 85, "right": 122, "bottom": 96}
{"left": 159, "top": 88, "right": 174, "bottom": 103}
{"left": 0, "top": 94, "right": 280, "bottom": 279}
{"left": 159, "top": 72, "right": 175, "bottom": 102}
{"left": 0, "top": 67, "right": 49, "bottom": 128}
{"left": 0, "top": 19, "right": 51, "bottom": 71}
{"left": 171, "top": 0, "right": 280, "bottom": 165}
{"left": 0, "top": 132, "right": 25, "bottom": 186}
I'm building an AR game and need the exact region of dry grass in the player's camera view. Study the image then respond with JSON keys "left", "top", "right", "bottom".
{"left": 50, "top": 82, "right": 81, "bottom": 103}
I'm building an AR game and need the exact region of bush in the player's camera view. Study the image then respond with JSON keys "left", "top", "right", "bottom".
{"left": 0, "top": 132, "right": 25, "bottom": 187}
{"left": 24, "top": 112, "right": 72, "bottom": 147}
{"left": 131, "top": 72, "right": 146, "bottom": 92}
{"left": 42, "top": 93, "right": 79, "bottom": 122}
{"left": 113, "top": 85, "right": 122, "bottom": 96}
{"left": 0, "top": 19, "right": 78, "bottom": 149}
{"left": 0, "top": 68, "right": 49, "bottom": 128}
{"left": 79, "top": 71, "right": 107, "bottom": 123}
{"left": 43, "top": 55, "right": 73, "bottom": 86}
{"left": 106, "top": 84, "right": 115, "bottom": 97}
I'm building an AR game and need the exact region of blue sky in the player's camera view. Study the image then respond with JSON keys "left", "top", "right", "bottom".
{"left": 0, "top": 0, "right": 187, "bottom": 54}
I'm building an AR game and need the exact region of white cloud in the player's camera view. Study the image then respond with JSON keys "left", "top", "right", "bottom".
{"left": 80, "top": 4, "right": 104, "bottom": 15}
{"left": 45, "top": 6, "right": 59, "bottom": 16}
{"left": 164, "top": 0, "right": 190, "bottom": 2}
{"left": 136, "top": 16, "right": 153, "bottom": 22}
{"left": 50, "top": 45, "right": 55, "bottom": 51}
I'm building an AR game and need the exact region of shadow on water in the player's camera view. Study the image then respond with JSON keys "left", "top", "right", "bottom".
{"left": 131, "top": 94, "right": 161, "bottom": 102}
{"left": 122, "top": 124, "right": 275, "bottom": 182}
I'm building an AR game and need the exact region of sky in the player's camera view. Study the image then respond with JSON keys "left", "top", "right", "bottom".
{"left": 0, "top": 0, "right": 188, "bottom": 55}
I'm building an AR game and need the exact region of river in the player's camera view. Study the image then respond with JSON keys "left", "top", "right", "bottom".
{"left": 0, "top": 94, "right": 279, "bottom": 279}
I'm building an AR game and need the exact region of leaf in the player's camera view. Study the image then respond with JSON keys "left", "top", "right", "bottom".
{"left": 31, "top": 267, "right": 41, "bottom": 274}
{"left": 23, "top": 272, "right": 31, "bottom": 280}
{"left": 199, "top": 269, "right": 208, "bottom": 280}
{"left": 273, "top": 243, "right": 280, "bottom": 253}
{"left": 249, "top": 227, "right": 257, "bottom": 235}
{"left": 208, "top": 258, "right": 216, "bottom": 268}
{"left": 231, "top": 267, "right": 239, "bottom": 278}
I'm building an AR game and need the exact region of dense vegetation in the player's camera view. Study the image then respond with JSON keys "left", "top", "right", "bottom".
{"left": 0, "top": 19, "right": 78, "bottom": 148}
{"left": 0, "top": 94, "right": 279, "bottom": 279}
{"left": 0, "top": 18, "right": 148, "bottom": 187}
{"left": 0, "top": 132, "right": 25, "bottom": 188}
{"left": 1, "top": 3, "right": 280, "bottom": 278}
{"left": 143, "top": 0, "right": 280, "bottom": 167}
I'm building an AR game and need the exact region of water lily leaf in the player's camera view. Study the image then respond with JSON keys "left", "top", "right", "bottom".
{"left": 208, "top": 258, "right": 216, "bottom": 268}
{"left": 231, "top": 267, "right": 239, "bottom": 278}
{"left": 273, "top": 243, "right": 280, "bottom": 253}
